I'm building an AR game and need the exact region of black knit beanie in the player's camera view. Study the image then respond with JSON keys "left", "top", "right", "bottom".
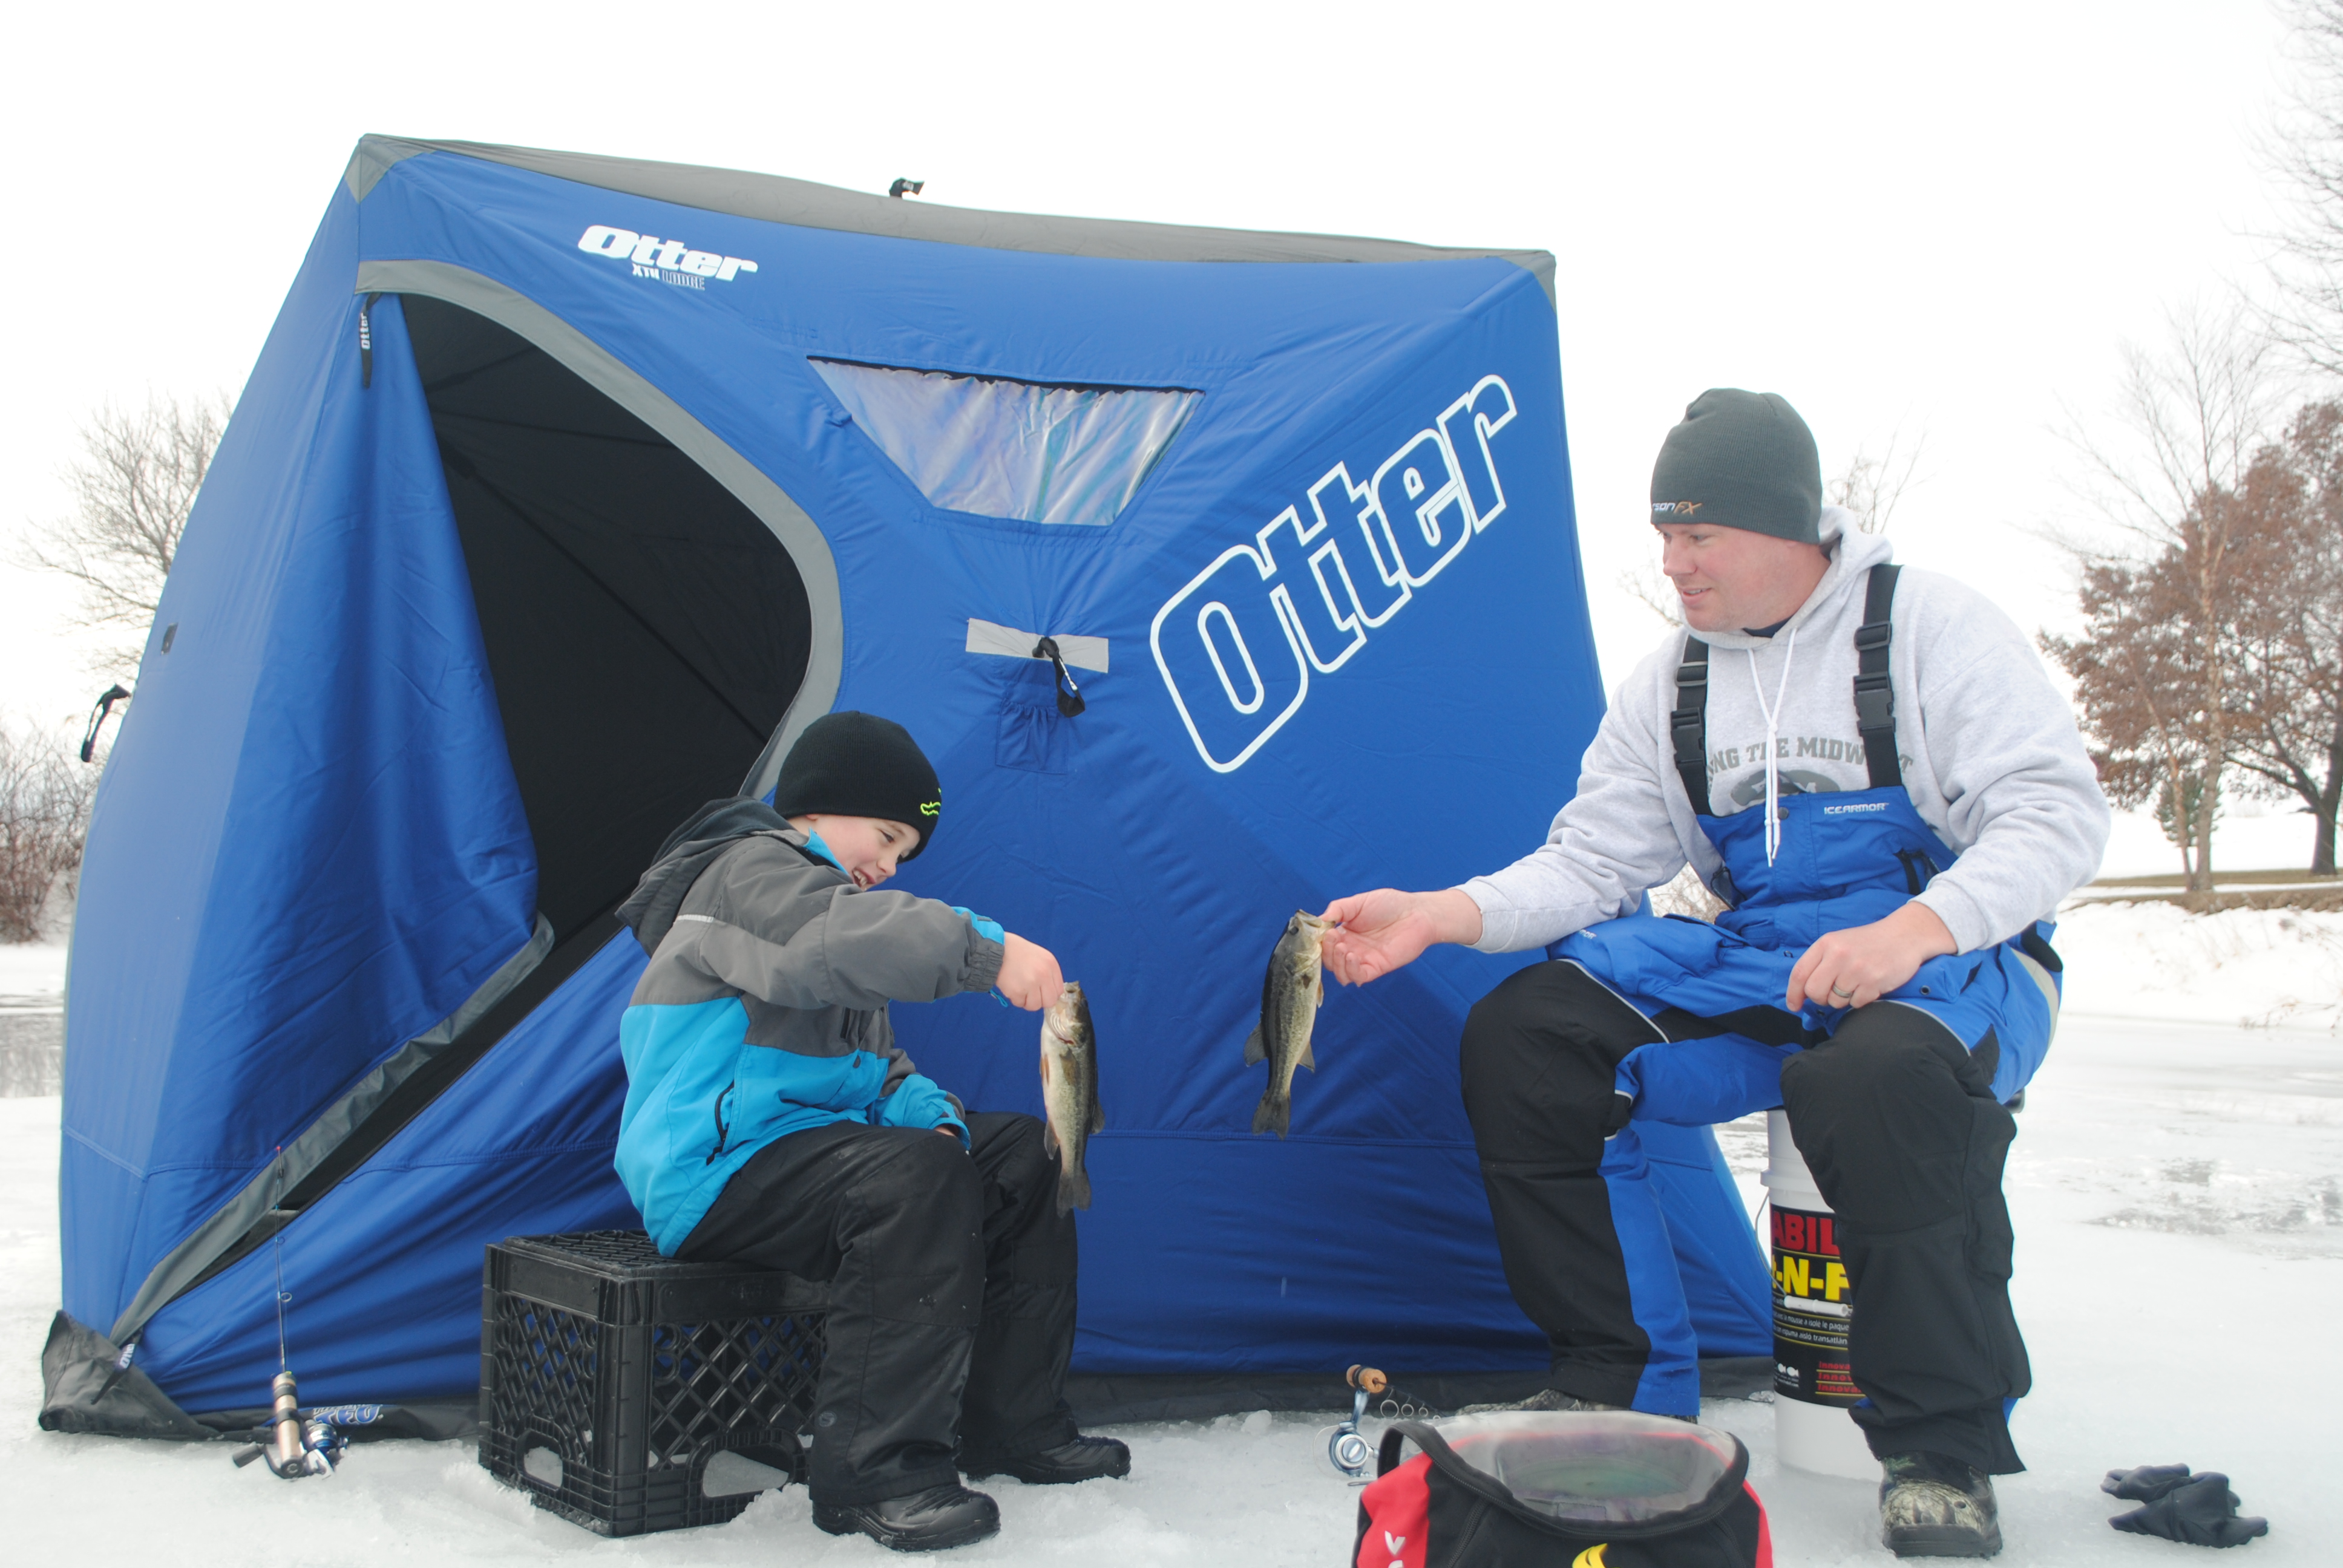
{"left": 1649, "top": 389, "right": 1823, "bottom": 543}
{"left": 772, "top": 711, "right": 943, "bottom": 860}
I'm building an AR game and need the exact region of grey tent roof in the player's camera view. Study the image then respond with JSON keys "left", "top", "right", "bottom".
{"left": 344, "top": 135, "right": 1555, "bottom": 302}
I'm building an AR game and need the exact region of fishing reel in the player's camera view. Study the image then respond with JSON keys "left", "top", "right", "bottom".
{"left": 232, "top": 1371, "right": 345, "bottom": 1480}
{"left": 1322, "top": 1365, "right": 1438, "bottom": 1481}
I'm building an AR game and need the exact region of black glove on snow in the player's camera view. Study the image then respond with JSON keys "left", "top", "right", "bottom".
{"left": 2107, "top": 1471, "right": 2269, "bottom": 1548}
{"left": 2103, "top": 1463, "right": 2197, "bottom": 1501}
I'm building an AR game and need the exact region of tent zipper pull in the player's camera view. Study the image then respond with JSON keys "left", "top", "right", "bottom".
{"left": 1033, "top": 636, "right": 1086, "bottom": 717}
{"left": 358, "top": 293, "right": 381, "bottom": 389}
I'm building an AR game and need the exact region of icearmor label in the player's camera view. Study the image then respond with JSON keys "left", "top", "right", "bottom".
{"left": 1150, "top": 375, "right": 1516, "bottom": 773}
{"left": 575, "top": 225, "right": 759, "bottom": 292}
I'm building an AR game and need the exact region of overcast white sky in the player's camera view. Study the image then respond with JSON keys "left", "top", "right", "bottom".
{"left": 0, "top": 0, "right": 2299, "bottom": 735}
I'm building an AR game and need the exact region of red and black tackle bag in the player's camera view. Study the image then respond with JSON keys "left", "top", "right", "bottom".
{"left": 1354, "top": 1411, "right": 1772, "bottom": 1567}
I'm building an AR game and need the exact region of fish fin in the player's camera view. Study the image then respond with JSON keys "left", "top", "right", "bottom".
{"left": 1042, "top": 1119, "right": 1060, "bottom": 1158}
{"left": 1057, "top": 1165, "right": 1092, "bottom": 1214}
{"left": 1090, "top": 1096, "right": 1104, "bottom": 1133}
{"left": 1314, "top": 971, "right": 1325, "bottom": 1007}
{"left": 1243, "top": 1026, "right": 1267, "bottom": 1066}
{"left": 1299, "top": 1037, "right": 1316, "bottom": 1071}
{"left": 1251, "top": 1091, "right": 1290, "bottom": 1138}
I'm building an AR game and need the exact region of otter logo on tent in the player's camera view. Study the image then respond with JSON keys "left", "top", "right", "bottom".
{"left": 1151, "top": 374, "right": 1517, "bottom": 774}
{"left": 575, "top": 226, "right": 760, "bottom": 292}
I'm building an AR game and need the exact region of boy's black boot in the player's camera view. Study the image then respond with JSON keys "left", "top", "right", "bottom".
{"left": 960, "top": 1433, "right": 1131, "bottom": 1485}
{"left": 813, "top": 1483, "right": 1000, "bottom": 1552}
{"left": 1880, "top": 1451, "right": 2003, "bottom": 1558}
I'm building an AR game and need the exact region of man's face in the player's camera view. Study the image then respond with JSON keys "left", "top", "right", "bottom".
{"left": 1655, "top": 522, "right": 1830, "bottom": 633}
{"left": 793, "top": 814, "right": 919, "bottom": 889}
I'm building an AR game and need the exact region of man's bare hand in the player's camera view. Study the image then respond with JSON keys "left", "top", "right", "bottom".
{"left": 995, "top": 933, "right": 1063, "bottom": 1010}
{"left": 1785, "top": 901, "right": 1957, "bottom": 1011}
{"left": 1319, "top": 888, "right": 1485, "bottom": 986}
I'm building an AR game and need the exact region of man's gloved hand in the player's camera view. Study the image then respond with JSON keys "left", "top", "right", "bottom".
{"left": 2106, "top": 1469, "right": 2269, "bottom": 1548}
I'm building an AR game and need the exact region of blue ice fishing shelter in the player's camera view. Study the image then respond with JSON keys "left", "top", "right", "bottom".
{"left": 43, "top": 136, "right": 1771, "bottom": 1434}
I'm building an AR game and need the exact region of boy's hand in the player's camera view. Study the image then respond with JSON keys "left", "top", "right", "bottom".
{"left": 1319, "top": 888, "right": 1484, "bottom": 985}
{"left": 995, "top": 933, "right": 1064, "bottom": 1010}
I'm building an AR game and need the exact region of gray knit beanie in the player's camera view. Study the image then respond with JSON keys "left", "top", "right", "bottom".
{"left": 1649, "top": 389, "right": 1823, "bottom": 543}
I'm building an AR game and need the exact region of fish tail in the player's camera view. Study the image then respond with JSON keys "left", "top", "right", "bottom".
{"left": 1251, "top": 1091, "right": 1290, "bottom": 1139}
{"left": 1057, "top": 1163, "right": 1092, "bottom": 1214}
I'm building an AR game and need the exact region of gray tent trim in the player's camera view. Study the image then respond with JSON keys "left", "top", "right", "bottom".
{"left": 341, "top": 134, "right": 1557, "bottom": 304}
{"left": 106, "top": 915, "right": 555, "bottom": 1347}
{"left": 353, "top": 256, "right": 849, "bottom": 781}
{"left": 105, "top": 253, "right": 854, "bottom": 1349}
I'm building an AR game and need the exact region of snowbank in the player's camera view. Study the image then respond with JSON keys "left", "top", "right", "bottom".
{"left": 2054, "top": 903, "right": 2343, "bottom": 1031}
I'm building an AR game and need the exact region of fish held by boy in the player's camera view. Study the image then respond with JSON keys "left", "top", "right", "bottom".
{"left": 1040, "top": 982, "right": 1103, "bottom": 1214}
{"left": 1246, "top": 911, "right": 1328, "bottom": 1138}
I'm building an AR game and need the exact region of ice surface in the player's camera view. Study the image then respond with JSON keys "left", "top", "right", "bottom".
{"left": 0, "top": 939, "right": 67, "bottom": 1002}
{"left": 0, "top": 941, "right": 65, "bottom": 1099}
{"left": 2, "top": 912, "right": 2337, "bottom": 1563}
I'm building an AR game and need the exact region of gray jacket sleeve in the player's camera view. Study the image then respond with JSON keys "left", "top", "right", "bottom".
{"left": 1901, "top": 581, "right": 2111, "bottom": 951}
{"left": 687, "top": 838, "right": 1006, "bottom": 1010}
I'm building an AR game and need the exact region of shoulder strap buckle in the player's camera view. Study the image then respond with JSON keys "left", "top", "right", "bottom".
{"left": 1671, "top": 635, "right": 1715, "bottom": 817}
{"left": 1853, "top": 564, "right": 1904, "bottom": 790}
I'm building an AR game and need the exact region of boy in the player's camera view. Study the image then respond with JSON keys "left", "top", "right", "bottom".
{"left": 614, "top": 711, "right": 1129, "bottom": 1553}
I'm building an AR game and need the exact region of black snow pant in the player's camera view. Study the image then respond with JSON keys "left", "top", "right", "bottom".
{"left": 678, "top": 1111, "right": 1081, "bottom": 1504}
{"left": 1460, "top": 962, "right": 2030, "bottom": 1475}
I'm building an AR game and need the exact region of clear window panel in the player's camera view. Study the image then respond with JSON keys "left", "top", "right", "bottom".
{"left": 811, "top": 359, "right": 1200, "bottom": 527}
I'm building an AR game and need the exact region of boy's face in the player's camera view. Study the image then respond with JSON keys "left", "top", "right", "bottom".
{"left": 790, "top": 813, "right": 918, "bottom": 889}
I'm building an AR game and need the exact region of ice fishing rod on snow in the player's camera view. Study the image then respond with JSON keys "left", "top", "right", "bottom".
{"left": 230, "top": 1174, "right": 347, "bottom": 1480}
{"left": 1324, "top": 1365, "right": 1438, "bottom": 1480}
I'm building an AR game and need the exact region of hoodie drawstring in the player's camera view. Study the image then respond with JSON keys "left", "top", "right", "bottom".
{"left": 1746, "top": 626, "right": 1798, "bottom": 866}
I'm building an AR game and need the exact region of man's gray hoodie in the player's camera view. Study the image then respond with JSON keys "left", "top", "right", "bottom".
{"left": 1463, "top": 512, "right": 2110, "bottom": 955}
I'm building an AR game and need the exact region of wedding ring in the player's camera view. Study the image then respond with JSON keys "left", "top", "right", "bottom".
{"left": 1830, "top": 985, "right": 1855, "bottom": 999}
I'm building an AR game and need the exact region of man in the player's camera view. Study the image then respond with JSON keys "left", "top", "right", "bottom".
{"left": 1322, "top": 390, "right": 2108, "bottom": 1558}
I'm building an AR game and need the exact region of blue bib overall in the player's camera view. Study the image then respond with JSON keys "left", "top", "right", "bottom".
{"left": 1545, "top": 565, "right": 2062, "bottom": 1413}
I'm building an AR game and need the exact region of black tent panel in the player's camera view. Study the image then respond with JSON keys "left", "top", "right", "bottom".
{"left": 401, "top": 295, "right": 813, "bottom": 938}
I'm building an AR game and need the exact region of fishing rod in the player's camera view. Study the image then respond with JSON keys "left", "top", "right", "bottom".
{"left": 229, "top": 1177, "right": 346, "bottom": 1480}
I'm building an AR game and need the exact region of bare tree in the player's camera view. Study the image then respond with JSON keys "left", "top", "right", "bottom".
{"left": 1616, "top": 557, "right": 1686, "bottom": 627}
{"left": 1827, "top": 431, "right": 1925, "bottom": 535}
{"left": 0, "top": 721, "right": 99, "bottom": 943}
{"left": 2264, "top": 1, "right": 2343, "bottom": 376}
{"left": 2054, "top": 304, "right": 2285, "bottom": 889}
{"left": 18, "top": 391, "right": 229, "bottom": 675}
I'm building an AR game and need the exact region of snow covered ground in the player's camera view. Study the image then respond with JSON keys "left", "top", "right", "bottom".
{"left": 2, "top": 903, "right": 2338, "bottom": 1564}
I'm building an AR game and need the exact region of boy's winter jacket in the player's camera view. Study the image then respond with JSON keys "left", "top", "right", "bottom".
{"left": 612, "top": 802, "right": 1004, "bottom": 1252}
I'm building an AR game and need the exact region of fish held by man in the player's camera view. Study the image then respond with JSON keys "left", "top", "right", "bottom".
{"left": 1246, "top": 911, "right": 1328, "bottom": 1138}
{"left": 1040, "top": 981, "right": 1104, "bottom": 1213}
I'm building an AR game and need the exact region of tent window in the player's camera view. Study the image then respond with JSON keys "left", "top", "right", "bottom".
{"left": 810, "top": 359, "right": 1199, "bottom": 527}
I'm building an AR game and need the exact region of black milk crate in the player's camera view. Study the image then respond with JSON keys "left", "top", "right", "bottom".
{"left": 478, "top": 1230, "right": 829, "bottom": 1537}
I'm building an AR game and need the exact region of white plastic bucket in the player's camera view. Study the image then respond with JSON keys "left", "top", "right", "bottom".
{"left": 1763, "top": 1108, "right": 1876, "bottom": 1480}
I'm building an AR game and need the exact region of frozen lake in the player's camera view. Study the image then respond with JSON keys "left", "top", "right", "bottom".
{"left": 1, "top": 999, "right": 2335, "bottom": 1564}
